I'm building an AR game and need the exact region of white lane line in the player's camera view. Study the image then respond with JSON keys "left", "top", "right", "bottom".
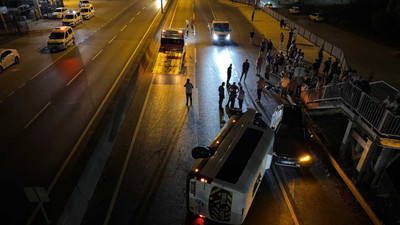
{"left": 103, "top": 12, "right": 161, "bottom": 225}
{"left": 136, "top": 11, "right": 141, "bottom": 16}
{"left": 194, "top": 48, "right": 197, "bottom": 64}
{"left": 108, "top": 35, "right": 117, "bottom": 44}
{"left": 23, "top": 101, "right": 51, "bottom": 130}
{"left": 18, "top": 83, "right": 26, "bottom": 89}
{"left": 208, "top": 0, "right": 217, "bottom": 20}
{"left": 272, "top": 166, "right": 300, "bottom": 225}
{"left": 66, "top": 69, "right": 84, "bottom": 86}
{"left": 169, "top": 0, "right": 179, "bottom": 28}
{"left": 92, "top": 49, "right": 103, "bottom": 61}
{"left": 130, "top": 17, "right": 135, "bottom": 23}
{"left": 7, "top": 90, "right": 15, "bottom": 97}
{"left": 30, "top": 45, "right": 77, "bottom": 81}
{"left": 120, "top": 25, "right": 127, "bottom": 32}
{"left": 142, "top": 6, "right": 145, "bottom": 10}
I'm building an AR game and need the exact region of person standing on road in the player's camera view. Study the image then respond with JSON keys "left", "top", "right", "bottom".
{"left": 293, "top": 27, "right": 299, "bottom": 41}
{"left": 186, "top": 18, "right": 190, "bottom": 29}
{"left": 286, "top": 29, "right": 293, "bottom": 54}
{"left": 250, "top": 29, "right": 255, "bottom": 45}
{"left": 323, "top": 57, "right": 332, "bottom": 76}
{"left": 240, "top": 59, "right": 250, "bottom": 82}
{"left": 260, "top": 39, "right": 266, "bottom": 53}
{"left": 238, "top": 84, "right": 245, "bottom": 110}
{"left": 184, "top": 78, "right": 194, "bottom": 106}
{"left": 226, "top": 82, "right": 238, "bottom": 108}
{"left": 280, "top": 18, "right": 285, "bottom": 29}
{"left": 218, "top": 82, "right": 225, "bottom": 110}
{"left": 190, "top": 18, "right": 195, "bottom": 33}
{"left": 279, "top": 32, "right": 284, "bottom": 50}
{"left": 256, "top": 54, "right": 263, "bottom": 75}
{"left": 264, "top": 62, "right": 271, "bottom": 82}
{"left": 280, "top": 74, "right": 290, "bottom": 98}
{"left": 256, "top": 76, "right": 265, "bottom": 102}
{"left": 227, "top": 64, "right": 232, "bottom": 85}
{"left": 267, "top": 39, "right": 273, "bottom": 52}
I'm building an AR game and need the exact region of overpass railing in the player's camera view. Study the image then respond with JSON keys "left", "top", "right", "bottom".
{"left": 301, "top": 82, "right": 400, "bottom": 138}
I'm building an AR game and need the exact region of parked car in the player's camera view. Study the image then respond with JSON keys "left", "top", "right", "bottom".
{"left": 47, "top": 26, "right": 75, "bottom": 52}
{"left": 270, "top": 104, "right": 313, "bottom": 167}
{"left": 265, "top": 2, "right": 274, "bottom": 8}
{"left": 0, "top": 49, "right": 20, "bottom": 74}
{"left": 62, "top": 10, "right": 83, "bottom": 27}
{"left": 289, "top": 6, "right": 300, "bottom": 14}
{"left": 79, "top": 0, "right": 91, "bottom": 8}
{"left": 80, "top": 4, "right": 95, "bottom": 20}
{"left": 309, "top": 12, "right": 325, "bottom": 22}
{"left": 51, "top": 7, "right": 68, "bottom": 19}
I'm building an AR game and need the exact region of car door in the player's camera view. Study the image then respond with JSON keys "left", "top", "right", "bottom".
{"left": 1, "top": 50, "right": 12, "bottom": 68}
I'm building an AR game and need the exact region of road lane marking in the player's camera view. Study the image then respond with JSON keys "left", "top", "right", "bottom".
{"left": 92, "top": 49, "right": 103, "bottom": 61}
{"left": 7, "top": 90, "right": 15, "bottom": 97}
{"left": 194, "top": 48, "right": 197, "bottom": 64}
{"left": 136, "top": 11, "right": 141, "bottom": 15}
{"left": 130, "top": 17, "right": 135, "bottom": 23}
{"left": 169, "top": 0, "right": 179, "bottom": 28}
{"left": 208, "top": 0, "right": 217, "bottom": 20}
{"left": 23, "top": 101, "right": 51, "bottom": 130}
{"left": 18, "top": 83, "right": 26, "bottom": 89}
{"left": 142, "top": 6, "right": 145, "bottom": 10}
{"left": 30, "top": 45, "right": 77, "bottom": 81}
{"left": 108, "top": 35, "right": 117, "bottom": 44}
{"left": 272, "top": 166, "right": 300, "bottom": 225}
{"left": 121, "top": 25, "right": 127, "bottom": 32}
{"left": 103, "top": 12, "right": 161, "bottom": 225}
{"left": 66, "top": 69, "right": 84, "bottom": 86}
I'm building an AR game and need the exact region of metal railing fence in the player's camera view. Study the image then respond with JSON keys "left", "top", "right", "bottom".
{"left": 301, "top": 82, "right": 400, "bottom": 138}
{"left": 259, "top": 5, "right": 349, "bottom": 72}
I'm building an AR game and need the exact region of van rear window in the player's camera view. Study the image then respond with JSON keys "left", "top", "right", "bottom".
{"left": 216, "top": 128, "right": 263, "bottom": 184}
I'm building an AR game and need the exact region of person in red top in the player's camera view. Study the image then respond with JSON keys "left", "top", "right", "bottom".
{"left": 190, "top": 19, "right": 194, "bottom": 32}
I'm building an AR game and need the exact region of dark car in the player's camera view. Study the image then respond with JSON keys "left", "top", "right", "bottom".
{"left": 270, "top": 104, "right": 313, "bottom": 167}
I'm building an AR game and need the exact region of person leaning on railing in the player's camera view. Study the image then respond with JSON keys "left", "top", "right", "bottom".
{"left": 382, "top": 94, "right": 399, "bottom": 114}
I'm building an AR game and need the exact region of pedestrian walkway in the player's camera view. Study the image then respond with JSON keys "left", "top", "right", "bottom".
{"left": 221, "top": 0, "right": 333, "bottom": 67}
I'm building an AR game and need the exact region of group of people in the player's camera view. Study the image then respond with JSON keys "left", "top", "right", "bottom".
{"left": 185, "top": 18, "right": 195, "bottom": 36}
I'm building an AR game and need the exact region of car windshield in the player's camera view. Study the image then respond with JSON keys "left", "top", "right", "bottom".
{"left": 49, "top": 32, "right": 64, "bottom": 39}
{"left": 277, "top": 124, "right": 305, "bottom": 141}
{"left": 81, "top": 9, "right": 89, "bottom": 12}
{"left": 54, "top": 9, "right": 62, "bottom": 12}
{"left": 214, "top": 23, "right": 229, "bottom": 32}
{"left": 65, "top": 15, "right": 74, "bottom": 19}
{"left": 82, "top": 0, "right": 89, "bottom": 3}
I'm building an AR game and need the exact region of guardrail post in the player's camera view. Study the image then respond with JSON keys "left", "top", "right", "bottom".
{"left": 356, "top": 92, "right": 365, "bottom": 111}
{"left": 377, "top": 110, "right": 389, "bottom": 132}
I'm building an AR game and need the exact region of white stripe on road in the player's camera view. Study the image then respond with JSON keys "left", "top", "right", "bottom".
{"left": 23, "top": 101, "right": 51, "bottom": 130}
{"left": 108, "top": 35, "right": 117, "bottom": 44}
{"left": 7, "top": 90, "right": 15, "bottom": 97}
{"left": 92, "top": 49, "right": 103, "bottom": 61}
{"left": 120, "top": 25, "right": 127, "bottom": 32}
{"left": 66, "top": 69, "right": 84, "bottom": 86}
{"left": 18, "top": 83, "right": 26, "bottom": 89}
{"left": 136, "top": 11, "right": 141, "bottom": 15}
{"left": 130, "top": 17, "right": 135, "bottom": 23}
{"left": 208, "top": 0, "right": 217, "bottom": 20}
{"left": 142, "top": 6, "right": 145, "bottom": 10}
{"left": 169, "top": 0, "right": 179, "bottom": 28}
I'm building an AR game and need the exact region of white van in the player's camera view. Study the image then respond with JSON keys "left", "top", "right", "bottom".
{"left": 210, "top": 20, "right": 231, "bottom": 43}
{"left": 62, "top": 10, "right": 83, "bottom": 27}
{"left": 47, "top": 26, "right": 75, "bottom": 52}
{"left": 80, "top": 5, "right": 95, "bottom": 20}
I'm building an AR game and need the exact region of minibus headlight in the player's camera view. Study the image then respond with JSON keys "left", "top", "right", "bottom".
{"left": 213, "top": 33, "right": 218, "bottom": 40}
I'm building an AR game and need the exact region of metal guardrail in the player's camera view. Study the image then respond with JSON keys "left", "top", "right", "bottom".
{"left": 259, "top": 5, "right": 349, "bottom": 72}
{"left": 301, "top": 82, "right": 400, "bottom": 138}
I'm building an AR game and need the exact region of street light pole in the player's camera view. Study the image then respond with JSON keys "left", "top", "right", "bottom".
{"left": 161, "top": 0, "right": 163, "bottom": 14}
